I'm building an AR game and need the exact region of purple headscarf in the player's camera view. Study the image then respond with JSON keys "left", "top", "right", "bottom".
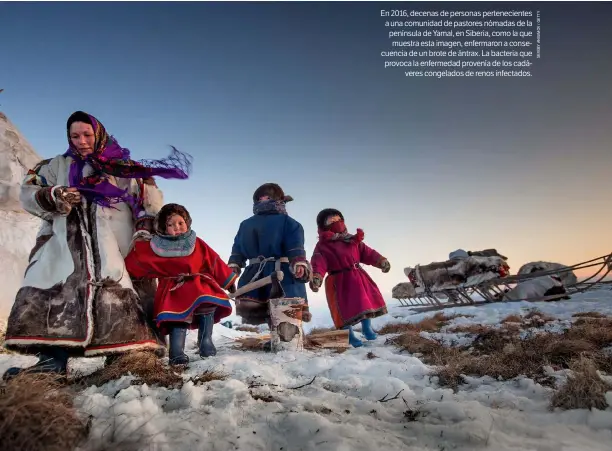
{"left": 63, "top": 111, "right": 192, "bottom": 215}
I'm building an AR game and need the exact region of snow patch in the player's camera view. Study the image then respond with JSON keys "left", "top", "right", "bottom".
{"left": 3, "top": 290, "right": 612, "bottom": 450}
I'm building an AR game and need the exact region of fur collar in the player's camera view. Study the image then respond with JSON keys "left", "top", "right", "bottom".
{"left": 150, "top": 229, "right": 197, "bottom": 257}
{"left": 253, "top": 199, "right": 287, "bottom": 215}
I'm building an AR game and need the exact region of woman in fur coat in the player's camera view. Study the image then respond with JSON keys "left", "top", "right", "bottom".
{"left": 3, "top": 110, "right": 191, "bottom": 379}
{"left": 125, "top": 203, "right": 237, "bottom": 365}
{"left": 309, "top": 209, "right": 390, "bottom": 347}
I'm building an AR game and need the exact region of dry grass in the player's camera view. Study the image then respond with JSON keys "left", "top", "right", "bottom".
{"left": 386, "top": 331, "right": 465, "bottom": 375}
{"left": 447, "top": 324, "right": 492, "bottom": 335}
{"left": 500, "top": 322, "right": 522, "bottom": 333}
{"left": 0, "top": 350, "right": 226, "bottom": 450}
{"left": 499, "top": 309, "right": 556, "bottom": 329}
{"left": 0, "top": 321, "right": 14, "bottom": 355}
{"left": 387, "top": 314, "right": 612, "bottom": 406}
{"left": 470, "top": 328, "right": 521, "bottom": 354}
{"left": 189, "top": 369, "right": 228, "bottom": 385}
{"left": 572, "top": 311, "right": 609, "bottom": 319}
{"left": 550, "top": 357, "right": 612, "bottom": 410}
{"left": 522, "top": 309, "right": 556, "bottom": 327}
{"left": 387, "top": 331, "right": 446, "bottom": 356}
{"left": 233, "top": 336, "right": 270, "bottom": 351}
{"left": 430, "top": 336, "right": 555, "bottom": 392}
{"left": 564, "top": 318, "right": 612, "bottom": 348}
{"left": 378, "top": 312, "right": 473, "bottom": 335}
{"left": 0, "top": 327, "right": 11, "bottom": 355}
{"left": 235, "top": 325, "right": 260, "bottom": 333}
{"left": 72, "top": 350, "right": 184, "bottom": 389}
{"left": 500, "top": 314, "right": 522, "bottom": 324}
{"left": 0, "top": 373, "right": 88, "bottom": 451}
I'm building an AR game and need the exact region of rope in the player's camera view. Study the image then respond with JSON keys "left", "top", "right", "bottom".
{"left": 164, "top": 272, "right": 210, "bottom": 291}
{"left": 247, "top": 256, "right": 276, "bottom": 284}
{"left": 484, "top": 252, "right": 612, "bottom": 289}
{"left": 88, "top": 278, "right": 121, "bottom": 288}
{"left": 482, "top": 253, "right": 612, "bottom": 301}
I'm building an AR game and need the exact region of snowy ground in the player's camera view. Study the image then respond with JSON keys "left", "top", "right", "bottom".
{"left": 3, "top": 290, "right": 612, "bottom": 451}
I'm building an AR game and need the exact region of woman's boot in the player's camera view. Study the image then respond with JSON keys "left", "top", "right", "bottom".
{"left": 105, "top": 354, "right": 121, "bottom": 367}
{"left": 3, "top": 347, "right": 69, "bottom": 380}
{"left": 343, "top": 325, "right": 363, "bottom": 348}
{"left": 168, "top": 326, "right": 189, "bottom": 365}
{"left": 197, "top": 312, "right": 217, "bottom": 357}
{"left": 360, "top": 318, "right": 378, "bottom": 341}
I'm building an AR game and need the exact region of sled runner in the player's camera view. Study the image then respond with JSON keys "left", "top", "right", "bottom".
{"left": 392, "top": 251, "right": 612, "bottom": 312}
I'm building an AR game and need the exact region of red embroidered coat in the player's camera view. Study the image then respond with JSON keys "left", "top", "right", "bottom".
{"left": 125, "top": 231, "right": 237, "bottom": 334}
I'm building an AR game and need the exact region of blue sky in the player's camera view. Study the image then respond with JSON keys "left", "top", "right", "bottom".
{"left": 1, "top": 2, "right": 611, "bottom": 316}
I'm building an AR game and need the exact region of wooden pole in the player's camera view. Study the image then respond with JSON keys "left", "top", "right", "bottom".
{"left": 229, "top": 270, "right": 284, "bottom": 299}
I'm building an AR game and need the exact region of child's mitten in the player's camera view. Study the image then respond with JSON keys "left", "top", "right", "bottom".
{"left": 228, "top": 264, "right": 241, "bottom": 276}
{"left": 379, "top": 259, "right": 391, "bottom": 273}
{"left": 309, "top": 273, "right": 323, "bottom": 292}
{"left": 291, "top": 259, "right": 312, "bottom": 283}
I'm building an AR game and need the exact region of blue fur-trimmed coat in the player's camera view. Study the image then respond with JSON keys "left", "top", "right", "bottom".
{"left": 228, "top": 211, "right": 309, "bottom": 305}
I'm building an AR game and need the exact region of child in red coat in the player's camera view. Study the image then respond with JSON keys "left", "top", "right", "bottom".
{"left": 125, "top": 203, "right": 237, "bottom": 365}
{"left": 309, "top": 209, "right": 390, "bottom": 347}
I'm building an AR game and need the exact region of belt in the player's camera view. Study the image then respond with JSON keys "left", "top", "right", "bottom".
{"left": 246, "top": 256, "right": 289, "bottom": 284}
{"left": 165, "top": 272, "right": 210, "bottom": 291}
{"left": 329, "top": 262, "right": 361, "bottom": 275}
{"left": 248, "top": 256, "right": 289, "bottom": 265}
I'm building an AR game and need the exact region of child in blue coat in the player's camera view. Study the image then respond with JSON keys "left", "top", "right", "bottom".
{"left": 228, "top": 183, "right": 312, "bottom": 346}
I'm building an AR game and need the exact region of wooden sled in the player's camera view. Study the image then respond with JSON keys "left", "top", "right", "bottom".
{"left": 233, "top": 330, "right": 350, "bottom": 352}
{"left": 304, "top": 330, "right": 350, "bottom": 350}
{"left": 393, "top": 252, "right": 612, "bottom": 313}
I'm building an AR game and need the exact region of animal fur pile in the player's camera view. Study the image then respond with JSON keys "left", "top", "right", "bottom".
{"left": 404, "top": 255, "right": 508, "bottom": 293}
{"left": 517, "top": 261, "right": 578, "bottom": 286}
{"left": 502, "top": 260, "right": 578, "bottom": 301}
{"left": 391, "top": 282, "right": 417, "bottom": 299}
{"left": 503, "top": 275, "right": 568, "bottom": 301}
